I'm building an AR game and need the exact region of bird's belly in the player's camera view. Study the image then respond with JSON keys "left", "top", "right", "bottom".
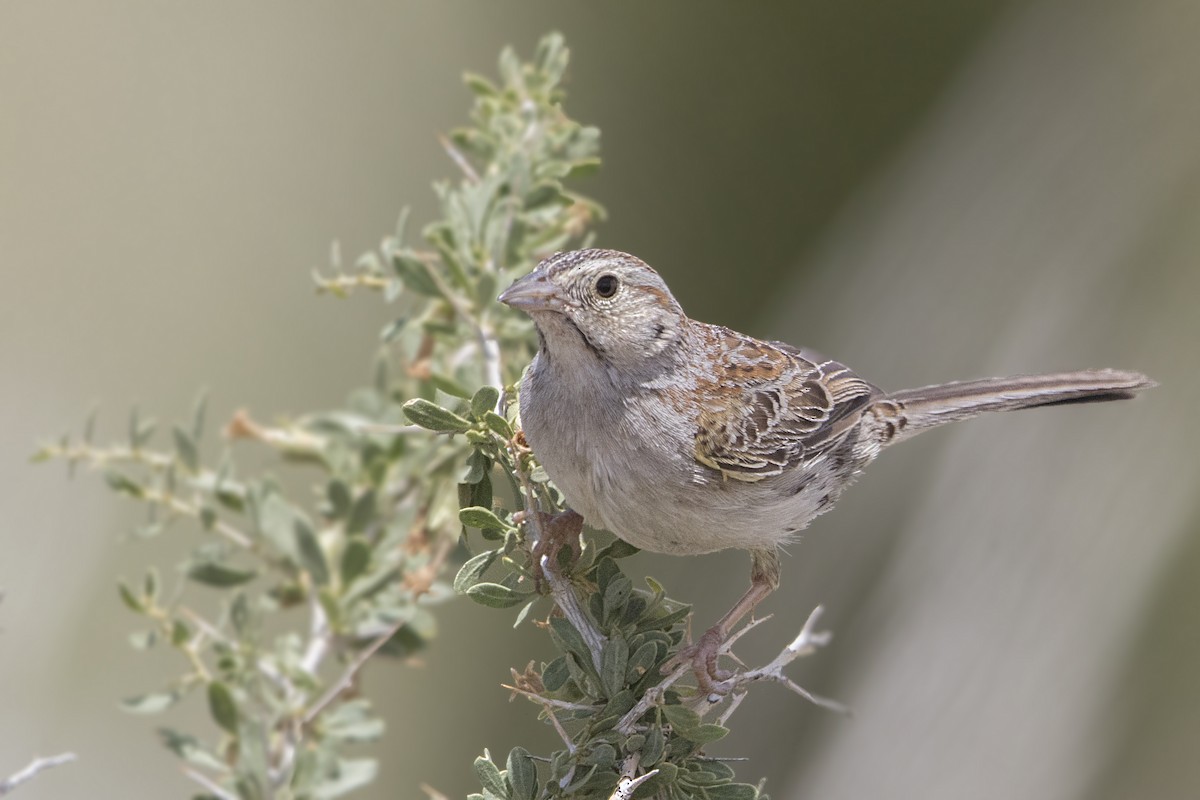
{"left": 546, "top": 446, "right": 837, "bottom": 556}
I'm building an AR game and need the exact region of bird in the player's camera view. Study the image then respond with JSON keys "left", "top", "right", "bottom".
{"left": 498, "top": 248, "right": 1155, "bottom": 693}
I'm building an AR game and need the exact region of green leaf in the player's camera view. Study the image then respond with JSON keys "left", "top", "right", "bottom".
{"left": 320, "top": 700, "right": 386, "bottom": 744}
{"left": 159, "top": 727, "right": 226, "bottom": 771}
{"left": 207, "top": 681, "right": 239, "bottom": 735}
{"left": 506, "top": 747, "right": 537, "bottom": 800}
{"left": 463, "top": 71, "right": 497, "bottom": 97}
{"left": 632, "top": 761, "right": 677, "bottom": 795}
{"left": 172, "top": 425, "right": 199, "bottom": 471}
{"left": 549, "top": 617, "right": 593, "bottom": 668}
{"left": 294, "top": 519, "right": 330, "bottom": 585}
{"left": 199, "top": 505, "right": 217, "bottom": 531}
{"left": 482, "top": 411, "right": 513, "bottom": 438}
{"left": 685, "top": 723, "right": 729, "bottom": 744}
{"left": 430, "top": 372, "right": 473, "bottom": 400}
{"left": 311, "top": 757, "right": 379, "bottom": 800}
{"left": 122, "top": 691, "right": 181, "bottom": 714}
{"left": 346, "top": 488, "right": 376, "bottom": 535}
{"left": 459, "top": 505, "right": 510, "bottom": 532}
{"left": 661, "top": 703, "right": 701, "bottom": 733}
{"left": 600, "top": 633, "right": 629, "bottom": 697}
{"left": 473, "top": 752, "right": 507, "bottom": 799}
{"left": 542, "top": 657, "right": 570, "bottom": 693}
{"left": 340, "top": 536, "right": 372, "bottom": 586}
{"left": 471, "top": 386, "right": 500, "bottom": 418}
{"left": 402, "top": 398, "right": 472, "bottom": 433}
{"left": 117, "top": 580, "right": 144, "bottom": 613}
{"left": 461, "top": 449, "right": 489, "bottom": 484}
{"left": 391, "top": 252, "right": 442, "bottom": 297}
{"left": 465, "top": 582, "right": 526, "bottom": 608}
{"left": 453, "top": 549, "right": 499, "bottom": 594}
{"left": 128, "top": 629, "right": 156, "bottom": 650}
{"left": 326, "top": 480, "right": 352, "bottom": 519}
{"left": 191, "top": 389, "right": 209, "bottom": 439}
{"left": 104, "top": 470, "right": 143, "bottom": 498}
{"left": 187, "top": 562, "right": 257, "bottom": 588}
{"left": 170, "top": 619, "right": 190, "bottom": 646}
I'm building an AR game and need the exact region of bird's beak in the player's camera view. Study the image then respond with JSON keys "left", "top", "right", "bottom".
{"left": 498, "top": 272, "right": 562, "bottom": 312}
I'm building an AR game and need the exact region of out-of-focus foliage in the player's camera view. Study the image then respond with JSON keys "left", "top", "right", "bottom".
{"left": 34, "top": 33, "right": 605, "bottom": 799}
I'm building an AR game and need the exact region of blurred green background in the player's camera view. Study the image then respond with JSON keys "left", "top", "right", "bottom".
{"left": 3, "top": 2, "right": 1198, "bottom": 798}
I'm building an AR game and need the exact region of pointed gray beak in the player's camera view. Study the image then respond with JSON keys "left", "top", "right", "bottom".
{"left": 498, "top": 272, "right": 562, "bottom": 312}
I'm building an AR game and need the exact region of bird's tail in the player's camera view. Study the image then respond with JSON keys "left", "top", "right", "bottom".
{"left": 872, "top": 368, "right": 1155, "bottom": 445}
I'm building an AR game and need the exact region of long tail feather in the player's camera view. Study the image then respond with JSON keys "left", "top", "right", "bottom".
{"left": 876, "top": 368, "right": 1155, "bottom": 444}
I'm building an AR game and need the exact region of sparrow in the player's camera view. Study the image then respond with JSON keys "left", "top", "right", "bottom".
{"left": 498, "top": 248, "right": 1154, "bottom": 693}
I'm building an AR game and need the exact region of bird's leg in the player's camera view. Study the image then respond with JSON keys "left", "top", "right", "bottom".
{"left": 666, "top": 549, "right": 780, "bottom": 696}
{"left": 524, "top": 508, "right": 584, "bottom": 589}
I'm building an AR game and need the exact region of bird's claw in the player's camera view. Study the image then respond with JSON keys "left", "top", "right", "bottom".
{"left": 523, "top": 509, "right": 583, "bottom": 589}
{"left": 664, "top": 625, "right": 734, "bottom": 697}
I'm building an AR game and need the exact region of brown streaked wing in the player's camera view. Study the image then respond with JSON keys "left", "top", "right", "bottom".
{"left": 693, "top": 333, "right": 881, "bottom": 481}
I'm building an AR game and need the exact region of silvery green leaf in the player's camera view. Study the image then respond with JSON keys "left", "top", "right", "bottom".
{"left": 117, "top": 580, "right": 144, "bottom": 613}
{"left": 454, "top": 549, "right": 499, "bottom": 594}
{"left": 684, "top": 723, "right": 729, "bottom": 745}
{"left": 187, "top": 561, "right": 256, "bottom": 588}
{"left": 473, "top": 752, "right": 507, "bottom": 799}
{"left": 459, "top": 506, "right": 509, "bottom": 532}
{"left": 207, "top": 681, "right": 239, "bottom": 735}
{"left": 506, "top": 747, "right": 537, "bottom": 800}
{"left": 128, "top": 629, "right": 156, "bottom": 650}
{"left": 600, "top": 633, "right": 629, "bottom": 698}
{"left": 391, "top": 252, "right": 442, "bottom": 297}
{"left": 513, "top": 598, "right": 536, "bottom": 628}
{"left": 466, "top": 582, "right": 525, "bottom": 608}
{"left": 431, "top": 372, "right": 473, "bottom": 400}
{"left": 172, "top": 425, "right": 198, "bottom": 472}
{"left": 402, "top": 398, "right": 472, "bottom": 433}
{"left": 471, "top": 386, "right": 501, "bottom": 418}
{"left": 105, "top": 470, "right": 143, "bottom": 498}
{"left": 482, "top": 411, "right": 513, "bottom": 438}
{"left": 661, "top": 703, "right": 701, "bottom": 734}
{"left": 122, "top": 691, "right": 181, "bottom": 714}
{"left": 159, "top": 728, "right": 226, "bottom": 771}
{"left": 346, "top": 488, "right": 376, "bottom": 535}
{"left": 291, "top": 520, "right": 326, "bottom": 582}
{"left": 340, "top": 536, "right": 371, "bottom": 586}
{"left": 311, "top": 758, "right": 379, "bottom": 800}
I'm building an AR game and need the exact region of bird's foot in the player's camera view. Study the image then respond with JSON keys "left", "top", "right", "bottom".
{"left": 521, "top": 509, "right": 583, "bottom": 590}
{"left": 664, "top": 625, "right": 734, "bottom": 697}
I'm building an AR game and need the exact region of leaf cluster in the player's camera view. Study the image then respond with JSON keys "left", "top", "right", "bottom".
{"left": 37, "top": 32, "right": 603, "bottom": 800}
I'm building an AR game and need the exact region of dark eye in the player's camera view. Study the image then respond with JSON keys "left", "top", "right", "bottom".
{"left": 595, "top": 274, "right": 619, "bottom": 298}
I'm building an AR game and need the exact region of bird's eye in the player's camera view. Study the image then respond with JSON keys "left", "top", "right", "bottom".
{"left": 595, "top": 274, "right": 619, "bottom": 298}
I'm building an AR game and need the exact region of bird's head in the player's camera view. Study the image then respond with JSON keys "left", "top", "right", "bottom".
{"left": 499, "top": 249, "right": 688, "bottom": 378}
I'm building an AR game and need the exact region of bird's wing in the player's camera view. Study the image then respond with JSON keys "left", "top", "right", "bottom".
{"left": 691, "top": 328, "right": 881, "bottom": 482}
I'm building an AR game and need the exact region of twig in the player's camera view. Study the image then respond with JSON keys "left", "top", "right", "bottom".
{"left": 502, "top": 684, "right": 598, "bottom": 712}
{"left": 615, "top": 662, "right": 691, "bottom": 734}
{"left": 724, "top": 605, "right": 847, "bottom": 716}
{"left": 508, "top": 436, "right": 606, "bottom": 670}
{"left": 182, "top": 767, "right": 238, "bottom": 800}
{"left": 609, "top": 755, "right": 658, "bottom": 800}
{"left": 299, "top": 591, "right": 331, "bottom": 675}
{"left": 541, "top": 554, "right": 606, "bottom": 672}
{"left": 438, "top": 133, "right": 480, "bottom": 183}
{"left": 0, "top": 753, "right": 76, "bottom": 796}
{"left": 301, "top": 614, "right": 408, "bottom": 725}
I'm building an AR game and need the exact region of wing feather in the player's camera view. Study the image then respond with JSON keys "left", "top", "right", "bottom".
{"left": 692, "top": 330, "right": 880, "bottom": 481}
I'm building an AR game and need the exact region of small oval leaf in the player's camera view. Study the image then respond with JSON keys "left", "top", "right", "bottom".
{"left": 402, "top": 398, "right": 472, "bottom": 433}
{"left": 207, "top": 681, "right": 239, "bottom": 735}
{"left": 465, "top": 582, "right": 526, "bottom": 608}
